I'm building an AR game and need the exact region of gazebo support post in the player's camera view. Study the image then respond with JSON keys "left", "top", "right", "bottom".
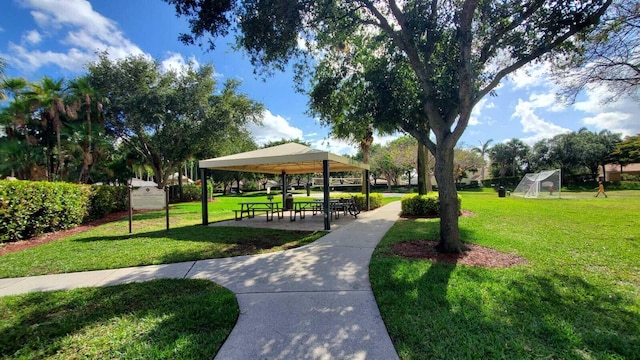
{"left": 323, "top": 160, "right": 330, "bottom": 230}
{"left": 282, "top": 170, "right": 287, "bottom": 209}
{"left": 200, "top": 168, "right": 208, "bottom": 225}
{"left": 365, "top": 169, "right": 370, "bottom": 211}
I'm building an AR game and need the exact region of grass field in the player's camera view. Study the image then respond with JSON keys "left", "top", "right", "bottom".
{"left": 0, "top": 197, "right": 329, "bottom": 278}
{"left": 0, "top": 279, "right": 238, "bottom": 359}
{"left": 370, "top": 190, "right": 640, "bottom": 359}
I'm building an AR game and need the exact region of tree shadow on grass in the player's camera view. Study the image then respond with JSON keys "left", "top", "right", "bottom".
{"left": 0, "top": 279, "right": 238, "bottom": 359}
{"left": 375, "top": 254, "right": 639, "bottom": 358}
{"left": 69, "top": 224, "right": 322, "bottom": 261}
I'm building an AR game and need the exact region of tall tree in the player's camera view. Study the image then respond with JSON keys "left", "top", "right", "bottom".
{"left": 472, "top": 139, "right": 493, "bottom": 180}
{"left": 0, "top": 57, "right": 7, "bottom": 100}
{"left": 388, "top": 136, "right": 418, "bottom": 188}
{"left": 68, "top": 76, "right": 104, "bottom": 184}
{"left": 27, "top": 76, "right": 75, "bottom": 180}
{"left": 167, "top": 0, "right": 613, "bottom": 253}
{"left": 610, "top": 134, "right": 640, "bottom": 167}
{"left": 453, "top": 148, "right": 484, "bottom": 183}
{"left": 87, "top": 53, "right": 263, "bottom": 188}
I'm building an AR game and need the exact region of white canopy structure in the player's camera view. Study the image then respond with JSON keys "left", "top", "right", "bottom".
{"left": 129, "top": 178, "right": 158, "bottom": 187}
{"left": 198, "top": 143, "right": 371, "bottom": 230}
{"left": 167, "top": 172, "right": 194, "bottom": 185}
{"left": 199, "top": 143, "right": 368, "bottom": 174}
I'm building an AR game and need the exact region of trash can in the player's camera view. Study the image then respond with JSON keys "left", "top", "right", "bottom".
{"left": 498, "top": 186, "right": 506, "bottom": 198}
{"left": 285, "top": 193, "right": 294, "bottom": 210}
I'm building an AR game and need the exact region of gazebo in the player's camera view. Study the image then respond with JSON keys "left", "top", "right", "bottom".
{"left": 198, "top": 143, "right": 370, "bottom": 230}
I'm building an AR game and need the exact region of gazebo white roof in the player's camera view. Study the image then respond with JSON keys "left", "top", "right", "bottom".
{"left": 198, "top": 143, "right": 368, "bottom": 174}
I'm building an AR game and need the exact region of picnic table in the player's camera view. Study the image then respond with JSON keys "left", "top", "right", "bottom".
{"left": 290, "top": 199, "right": 348, "bottom": 221}
{"left": 235, "top": 201, "right": 283, "bottom": 221}
{"left": 289, "top": 200, "right": 322, "bottom": 221}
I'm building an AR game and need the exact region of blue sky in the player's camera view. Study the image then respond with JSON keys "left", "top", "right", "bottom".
{"left": 1, "top": 0, "right": 639, "bottom": 156}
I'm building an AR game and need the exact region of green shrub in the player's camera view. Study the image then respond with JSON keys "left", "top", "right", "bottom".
{"left": 354, "top": 193, "right": 383, "bottom": 210}
{"left": 86, "top": 185, "right": 128, "bottom": 222}
{"left": 329, "top": 193, "right": 383, "bottom": 210}
{"left": 181, "top": 185, "right": 201, "bottom": 202}
{"left": 400, "top": 193, "right": 462, "bottom": 217}
{"left": 0, "top": 180, "right": 91, "bottom": 242}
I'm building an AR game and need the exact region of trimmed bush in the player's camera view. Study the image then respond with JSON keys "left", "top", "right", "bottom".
{"left": 86, "top": 185, "right": 128, "bottom": 222}
{"left": 181, "top": 185, "right": 202, "bottom": 202}
{"left": 0, "top": 180, "right": 91, "bottom": 242}
{"left": 400, "top": 193, "right": 462, "bottom": 217}
{"left": 329, "top": 193, "right": 383, "bottom": 210}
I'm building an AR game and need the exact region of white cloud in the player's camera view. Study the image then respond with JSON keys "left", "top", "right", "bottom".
{"left": 374, "top": 132, "right": 401, "bottom": 146}
{"left": 160, "top": 52, "right": 201, "bottom": 74}
{"left": 247, "top": 110, "right": 304, "bottom": 145}
{"left": 508, "top": 62, "right": 551, "bottom": 89}
{"left": 21, "top": 30, "right": 42, "bottom": 45}
{"left": 511, "top": 98, "right": 571, "bottom": 145}
{"left": 4, "top": 0, "right": 145, "bottom": 73}
{"left": 470, "top": 98, "right": 496, "bottom": 126}
{"left": 6, "top": 42, "right": 94, "bottom": 72}
{"left": 527, "top": 92, "right": 566, "bottom": 112}
{"left": 310, "top": 138, "right": 358, "bottom": 156}
{"left": 574, "top": 85, "right": 640, "bottom": 137}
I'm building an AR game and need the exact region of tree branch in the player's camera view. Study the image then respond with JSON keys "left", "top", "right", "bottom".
{"left": 477, "top": 0, "right": 613, "bottom": 102}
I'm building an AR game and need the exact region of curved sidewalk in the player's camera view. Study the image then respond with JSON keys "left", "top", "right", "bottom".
{"left": 0, "top": 201, "right": 402, "bottom": 359}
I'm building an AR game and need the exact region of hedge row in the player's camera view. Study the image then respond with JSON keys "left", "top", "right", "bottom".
{"left": 0, "top": 181, "right": 129, "bottom": 242}
{"left": 86, "top": 185, "right": 129, "bottom": 222}
{"left": 329, "top": 193, "right": 383, "bottom": 210}
{"left": 400, "top": 193, "right": 462, "bottom": 217}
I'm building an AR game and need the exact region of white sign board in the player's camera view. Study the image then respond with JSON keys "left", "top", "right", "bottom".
{"left": 131, "top": 186, "right": 166, "bottom": 210}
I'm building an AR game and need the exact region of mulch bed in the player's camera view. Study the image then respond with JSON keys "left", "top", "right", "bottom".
{"left": 0, "top": 211, "right": 131, "bottom": 256}
{"left": 392, "top": 239, "right": 527, "bottom": 268}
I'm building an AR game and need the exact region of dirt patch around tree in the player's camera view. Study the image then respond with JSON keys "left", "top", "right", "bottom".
{"left": 392, "top": 239, "right": 527, "bottom": 268}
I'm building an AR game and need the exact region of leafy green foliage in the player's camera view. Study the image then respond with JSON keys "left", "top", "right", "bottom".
{"left": 86, "top": 185, "right": 128, "bottom": 222}
{"left": 0, "top": 279, "right": 238, "bottom": 359}
{"left": 401, "top": 193, "right": 461, "bottom": 217}
{"left": 329, "top": 193, "right": 383, "bottom": 210}
{"left": 86, "top": 53, "right": 263, "bottom": 188}
{"left": 0, "top": 180, "right": 91, "bottom": 242}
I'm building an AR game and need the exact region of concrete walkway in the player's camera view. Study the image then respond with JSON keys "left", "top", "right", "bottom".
{"left": 0, "top": 201, "right": 402, "bottom": 359}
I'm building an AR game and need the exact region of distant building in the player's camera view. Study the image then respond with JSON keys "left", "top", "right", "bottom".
{"left": 600, "top": 163, "right": 640, "bottom": 181}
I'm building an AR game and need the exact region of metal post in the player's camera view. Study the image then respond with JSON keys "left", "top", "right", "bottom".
{"left": 282, "top": 170, "right": 287, "bottom": 209}
{"left": 365, "top": 169, "right": 371, "bottom": 211}
{"left": 128, "top": 182, "right": 133, "bottom": 234}
{"left": 201, "top": 168, "right": 208, "bottom": 225}
{"left": 323, "top": 160, "right": 330, "bottom": 231}
{"left": 165, "top": 186, "right": 170, "bottom": 231}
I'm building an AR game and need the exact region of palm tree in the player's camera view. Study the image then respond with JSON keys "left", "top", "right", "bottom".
{"left": 0, "top": 57, "right": 7, "bottom": 100}
{"left": 28, "top": 76, "right": 75, "bottom": 180}
{"left": 68, "top": 76, "right": 103, "bottom": 183}
{"left": 472, "top": 139, "right": 493, "bottom": 180}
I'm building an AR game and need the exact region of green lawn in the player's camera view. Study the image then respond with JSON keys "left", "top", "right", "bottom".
{"left": 0, "top": 197, "right": 326, "bottom": 278}
{"left": 0, "top": 279, "right": 238, "bottom": 359}
{"left": 371, "top": 190, "right": 640, "bottom": 359}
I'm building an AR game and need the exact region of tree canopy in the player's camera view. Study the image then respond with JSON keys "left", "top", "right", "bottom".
{"left": 86, "top": 53, "right": 263, "bottom": 188}
{"left": 167, "top": 0, "right": 613, "bottom": 253}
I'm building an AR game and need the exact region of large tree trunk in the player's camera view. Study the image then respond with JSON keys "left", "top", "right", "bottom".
{"left": 434, "top": 144, "right": 464, "bottom": 253}
{"left": 417, "top": 143, "right": 428, "bottom": 195}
